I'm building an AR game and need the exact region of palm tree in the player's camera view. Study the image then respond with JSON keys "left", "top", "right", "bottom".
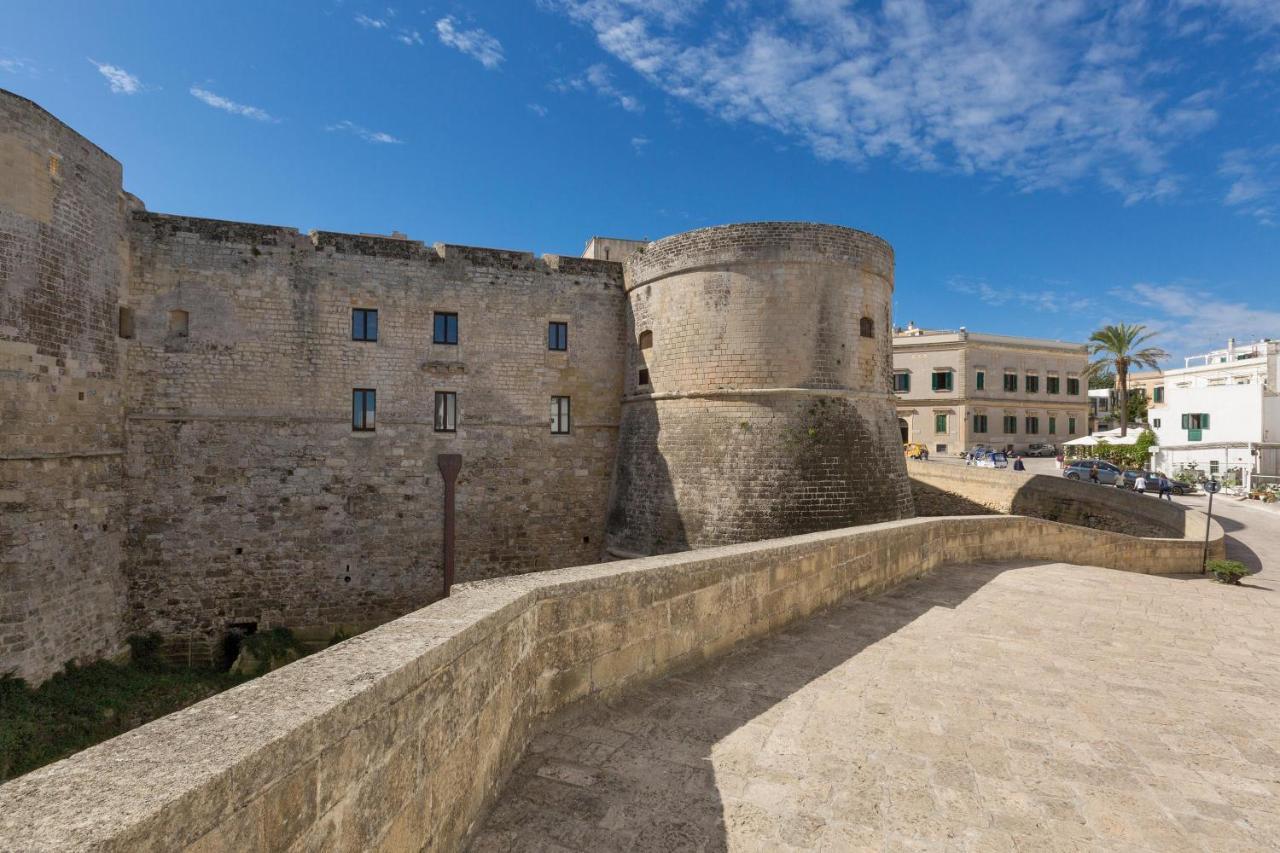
{"left": 1083, "top": 323, "right": 1169, "bottom": 437}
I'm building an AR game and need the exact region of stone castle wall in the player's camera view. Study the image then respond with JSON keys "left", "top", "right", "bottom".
{"left": 0, "top": 91, "right": 130, "bottom": 681}
{"left": 607, "top": 222, "right": 914, "bottom": 556}
{"left": 123, "top": 215, "right": 626, "bottom": 662}
{"left": 0, "top": 509, "right": 1224, "bottom": 851}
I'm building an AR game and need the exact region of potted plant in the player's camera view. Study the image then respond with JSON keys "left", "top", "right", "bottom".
{"left": 1206, "top": 559, "right": 1249, "bottom": 585}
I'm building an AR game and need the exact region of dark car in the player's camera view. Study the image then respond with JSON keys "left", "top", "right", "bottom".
{"left": 1118, "top": 470, "right": 1191, "bottom": 495}
{"left": 1063, "top": 459, "right": 1122, "bottom": 484}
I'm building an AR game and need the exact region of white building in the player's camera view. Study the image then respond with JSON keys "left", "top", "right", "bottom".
{"left": 1151, "top": 338, "right": 1280, "bottom": 487}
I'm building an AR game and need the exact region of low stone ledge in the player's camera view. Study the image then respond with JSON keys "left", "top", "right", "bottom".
{"left": 0, "top": 513, "right": 1223, "bottom": 852}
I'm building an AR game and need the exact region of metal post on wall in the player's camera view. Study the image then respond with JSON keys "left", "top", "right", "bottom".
{"left": 437, "top": 453, "right": 462, "bottom": 597}
{"left": 1201, "top": 478, "right": 1220, "bottom": 574}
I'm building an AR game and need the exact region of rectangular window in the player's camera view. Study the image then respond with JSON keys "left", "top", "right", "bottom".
{"left": 1153, "top": 418, "right": 1161, "bottom": 428}
{"left": 931, "top": 370, "right": 953, "bottom": 391}
{"left": 934, "top": 413, "right": 948, "bottom": 433}
{"left": 637, "top": 368, "right": 651, "bottom": 387}
{"left": 1067, "top": 377, "right": 1080, "bottom": 396}
{"left": 352, "top": 308, "right": 378, "bottom": 342}
{"left": 893, "top": 372, "right": 910, "bottom": 392}
{"left": 1048, "top": 417, "right": 1056, "bottom": 435}
{"left": 551, "top": 396, "right": 572, "bottom": 434}
{"left": 1003, "top": 415, "right": 1018, "bottom": 434}
{"left": 434, "top": 391, "right": 457, "bottom": 432}
{"left": 1182, "top": 413, "right": 1210, "bottom": 430}
{"left": 1003, "top": 372, "right": 1018, "bottom": 392}
{"left": 1068, "top": 416, "right": 1077, "bottom": 434}
{"left": 975, "top": 370, "right": 985, "bottom": 391}
{"left": 1047, "top": 376, "right": 1060, "bottom": 395}
{"left": 1025, "top": 416, "right": 1039, "bottom": 434}
{"left": 1210, "top": 460, "right": 1220, "bottom": 476}
{"left": 352, "top": 389, "right": 376, "bottom": 431}
{"left": 935, "top": 444, "right": 947, "bottom": 454}
{"left": 433, "top": 312, "right": 459, "bottom": 345}
{"left": 972, "top": 414, "right": 988, "bottom": 433}
{"left": 548, "top": 321, "right": 568, "bottom": 351}
{"left": 1153, "top": 386, "right": 1164, "bottom": 403}
{"left": 1025, "top": 374, "right": 1039, "bottom": 393}
{"left": 118, "top": 306, "right": 135, "bottom": 339}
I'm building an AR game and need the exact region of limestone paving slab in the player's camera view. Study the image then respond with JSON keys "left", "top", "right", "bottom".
{"left": 470, "top": 498, "right": 1280, "bottom": 852}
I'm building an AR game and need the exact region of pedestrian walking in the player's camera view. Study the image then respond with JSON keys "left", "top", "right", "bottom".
{"left": 1089, "top": 464, "right": 1099, "bottom": 484}
{"left": 1158, "top": 474, "right": 1173, "bottom": 501}
{"left": 1134, "top": 473, "right": 1147, "bottom": 495}
{"left": 1013, "top": 456, "right": 1026, "bottom": 472}
{"left": 1055, "top": 453, "right": 1064, "bottom": 471}
{"left": 921, "top": 447, "right": 929, "bottom": 462}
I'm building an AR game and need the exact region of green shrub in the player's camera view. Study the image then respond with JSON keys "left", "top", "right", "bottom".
{"left": 1207, "top": 559, "right": 1248, "bottom": 585}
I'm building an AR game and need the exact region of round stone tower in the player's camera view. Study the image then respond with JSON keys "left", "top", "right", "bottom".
{"left": 605, "top": 221, "right": 914, "bottom": 557}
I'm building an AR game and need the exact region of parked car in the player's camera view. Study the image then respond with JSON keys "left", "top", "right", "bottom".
{"left": 904, "top": 442, "right": 928, "bottom": 460}
{"left": 972, "top": 451, "right": 1008, "bottom": 469}
{"left": 1117, "top": 470, "right": 1192, "bottom": 495}
{"left": 1025, "top": 443, "right": 1057, "bottom": 458}
{"left": 1063, "top": 459, "right": 1122, "bottom": 484}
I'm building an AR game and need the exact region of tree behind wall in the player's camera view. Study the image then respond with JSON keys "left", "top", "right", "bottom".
{"left": 1083, "top": 324, "right": 1169, "bottom": 437}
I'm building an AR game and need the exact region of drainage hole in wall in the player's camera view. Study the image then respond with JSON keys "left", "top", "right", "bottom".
{"left": 582, "top": 536, "right": 590, "bottom": 544}
{"left": 235, "top": 547, "right": 243, "bottom": 555}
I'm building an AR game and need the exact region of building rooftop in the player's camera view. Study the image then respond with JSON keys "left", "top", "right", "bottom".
{"left": 892, "top": 323, "right": 1085, "bottom": 352}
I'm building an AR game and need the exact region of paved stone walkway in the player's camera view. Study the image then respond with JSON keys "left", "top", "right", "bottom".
{"left": 471, "top": 499, "right": 1280, "bottom": 851}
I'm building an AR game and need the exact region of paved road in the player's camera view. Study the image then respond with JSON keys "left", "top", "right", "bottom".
{"left": 471, "top": 499, "right": 1280, "bottom": 852}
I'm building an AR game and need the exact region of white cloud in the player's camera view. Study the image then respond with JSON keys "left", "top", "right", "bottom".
{"left": 948, "top": 277, "right": 1087, "bottom": 314}
{"left": 189, "top": 87, "right": 278, "bottom": 123}
{"left": 355, "top": 13, "right": 388, "bottom": 29}
{"left": 527, "top": 102, "right": 549, "bottom": 117}
{"left": 631, "top": 135, "right": 650, "bottom": 154}
{"left": 1121, "top": 282, "right": 1280, "bottom": 357}
{"left": 547, "top": 0, "right": 1232, "bottom": 201}
{"left": 1, "top": 57, "right": 36, "bottom": 76}
{"left": 1220, "top": 146, "right": 1280, "bottom": 226}
{"left": 326, "top": 119, "right": 404, "bottom": 144}
{"left": 396, "top": 29, "right": 424, "bottom": 45}
{"left": 90, "top": 59, "right": 142, "bottom": 95}
{"left": 435, "top": 16, "right": 505, "bottom": 69}
{"left": 555, "top": 63, "right": 643, "bottom": 112}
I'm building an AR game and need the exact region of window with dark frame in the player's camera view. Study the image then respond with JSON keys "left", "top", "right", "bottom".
{"left": 973, "top": 414, "right": 988, "bottom": 433}
{"left": 352, "top": 389, "right": 376, "bottom": 431}
{"left": 434, "top": 391, "right": 457, "bottom": 432}
{"left": 1047, "top": 376, "right": 1060, "bottom": 394}
{"left": 1003, "top": 415, "right": 1018, "bottom": 433}
{"left": 1069, "top": 416, "right": 1077, "bottom": 433}
{"left": 1003, "top": 372, "right": 1018, "bottom": 392}
{"left": 637, "top": 368, "right": 651, "bottom": 387}
{"left": 352, "top": 308, "right": 378, "bottom": 342}
{"left": 893, "top": 372, "right": 910, "bottom": 392}
{"left": 433, "top": 312, "right": 458, "bottom": 345}
{"left": 1025, "top": 416, "right": 1039, "bottom": 434}
{"left": 859, "top": 317, "right": 875, "bottom": 338}
{"left": 934, "top": 413, "right": 947, "bottom": 433}
{"left": 1025, "top": 374, "right": 1039, "bottom": 393}
{"left": 551, "top": 396, "right": 571, "bottom": 434}
{"left": 1067, "top": 377, "right": 1080, "bottom": 395}
{"left": 548, "top": 321, "right": 568, "bottom": 351}
{"left": 975, "top": 370, "right": 985, "bottom": 391}
{"left": 1154, "top": 386, "right": 1164, "bottom": 403}
{"left": 1048, "top": 416, "right": 1057, "bottom": 434}
{"left": 931, "top": 370, "right": 953, "bottom": 391}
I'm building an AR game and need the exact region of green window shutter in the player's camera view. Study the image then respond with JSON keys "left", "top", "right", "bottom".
{"left": 1201, "top": 413, "right": 1209, "bottom": 429}
{"left": 1048, "top": 417, "right": 1056, "bottom": 434}
{"left": 935, "top": 413, "right": 947, "bottom": 433}
{"left": 903, "top": 373, "right": 910, "bottom": 392}
{"left": 976, "top": 372, "right": 984, "bottom": 390}
{"left": 931, "top": 372, "right": 939, "bottom": 391}
{"left": 1181, "top": 414, "right": 1189, "bottom": 429}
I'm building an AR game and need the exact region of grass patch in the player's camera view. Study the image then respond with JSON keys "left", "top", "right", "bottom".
{"left": 0, "top": 634, "right": 249, "bottom": 782}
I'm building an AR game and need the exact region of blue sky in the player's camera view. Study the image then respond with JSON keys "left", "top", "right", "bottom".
{"left": 3, "top": 1, "right": 1278, "bottom": 361}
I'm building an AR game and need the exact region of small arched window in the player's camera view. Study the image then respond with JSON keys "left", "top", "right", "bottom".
{"left": 638, "top": 330, "right": 653, "bottom": 350}
{"left": 859, "top": 316, "right": 875, "bottom": 338}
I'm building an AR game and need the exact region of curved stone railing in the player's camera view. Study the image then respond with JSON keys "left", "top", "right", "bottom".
{"left": 0, "top": 513, "right": 1223, "bottom": 852}
{"left": 907, "top": 461, "right": 1210, "bottom": 541}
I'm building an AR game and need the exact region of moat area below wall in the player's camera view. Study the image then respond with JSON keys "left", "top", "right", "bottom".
{"left": 0, "top": 507, "right": 1222, "bottom": 852}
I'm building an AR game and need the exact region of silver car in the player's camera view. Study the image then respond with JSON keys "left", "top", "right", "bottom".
{"left": 1063, "top": 459, "right": 1122, "bottom": 484}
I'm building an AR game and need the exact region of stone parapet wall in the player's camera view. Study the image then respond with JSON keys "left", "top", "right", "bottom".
{"left": 907, "top": 462, "right": 1206, "bottom": 541}
{"left": 0, "top": 512, "right": 1222, "bottom": 851}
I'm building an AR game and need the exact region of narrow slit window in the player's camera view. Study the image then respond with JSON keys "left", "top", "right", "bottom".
{"left": 352, "top": 389, "right": 376, "bottom": 431}
{"left": 352, "top": 308, "right": 378, "bottom": 342}
{"left": 118, "top": 306, "right": 135, "bottom": 339}
{"left": 433, "top": 312, "right": 458, "bottom": 345}
{"left": 434, "top": 391, "right": 457, "bottom": 432}
{"left": 548, "top": 321, "right": 568, "bottom": 351}
{"left": 551, "top": 396, "right": 572, "bottom": 434}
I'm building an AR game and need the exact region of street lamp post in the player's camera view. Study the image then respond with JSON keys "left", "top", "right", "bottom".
{"left": 1201, "top": 478, "right": 1220, "bottom": 574}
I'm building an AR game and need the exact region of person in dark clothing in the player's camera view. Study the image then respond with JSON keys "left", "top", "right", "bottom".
{"left": 1089, "top": 464, "right": 1100, "bottom": 484}
{"left": 1012, "top": 456, "right": 1026, "bottom": 471}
